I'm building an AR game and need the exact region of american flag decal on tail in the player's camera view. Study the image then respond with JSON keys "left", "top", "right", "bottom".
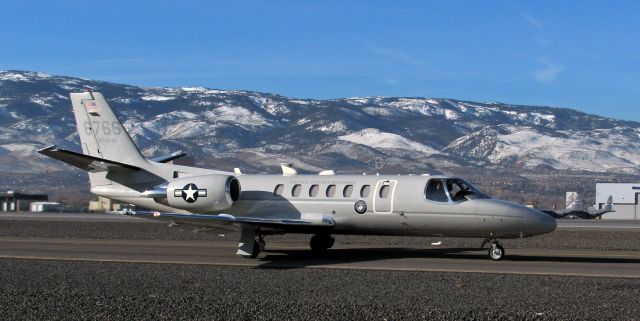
{"left": 85, "top": 101, "right": 99, "bottom": 116}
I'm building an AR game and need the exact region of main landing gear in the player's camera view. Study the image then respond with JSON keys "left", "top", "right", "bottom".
{"left": 481, "top": 239, "right": 505, "bottom": 261}
{"left": 237, "top": 230, "right": 265, "bottom": 259}
{"left": 237, "top": 232, "right": 336, "bottom": 258}
{"left": 310, "top": 234, "right": 335, "bottom": 253}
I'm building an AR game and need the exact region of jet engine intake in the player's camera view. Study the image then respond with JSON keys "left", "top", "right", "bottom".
{"left": 166, "top": 174, "right": 241, "bottom": 212}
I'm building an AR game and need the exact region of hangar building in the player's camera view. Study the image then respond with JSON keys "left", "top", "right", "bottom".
{"left": 596, "top": 183, "right": 640, "bottom": 220}
{"left": 1, "top": 191, "right": 49, "bottom": 212}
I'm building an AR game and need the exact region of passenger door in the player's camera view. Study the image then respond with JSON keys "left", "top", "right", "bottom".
{"left": 373, "top": 180, "right": 397, "bottom": 214}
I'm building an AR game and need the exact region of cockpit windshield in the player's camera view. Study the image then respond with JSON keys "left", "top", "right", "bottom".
{"left": 425, "top": 178, "right": 489, "bottom": 203}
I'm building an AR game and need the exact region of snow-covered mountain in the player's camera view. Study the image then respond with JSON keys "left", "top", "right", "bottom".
{"left": 1, "top": 70, "right": 640, "bottom": 178}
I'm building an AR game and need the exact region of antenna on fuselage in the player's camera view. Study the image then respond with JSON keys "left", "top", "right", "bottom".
{"left": 280, "top": 163, "right": 298, "bottom": 176}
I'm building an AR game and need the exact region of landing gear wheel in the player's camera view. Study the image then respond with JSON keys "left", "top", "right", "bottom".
{"left": 488, "top": 243, "right": 505, "bottom": 261}
{"left": 238, "top": 231, "right": 265, "bottom": 259}
{"left": 242, "top": 241, "right": 261, "bottom": 259}
{"left": 310, "top": 234, "right": 335, "bottom": 253}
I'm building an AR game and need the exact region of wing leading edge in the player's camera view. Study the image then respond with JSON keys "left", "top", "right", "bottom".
{"left": 129, "top": 211, "right": 336, "bottom": 233}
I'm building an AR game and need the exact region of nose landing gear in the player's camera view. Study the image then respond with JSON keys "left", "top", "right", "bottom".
{"left": 488, "top": 243, "right": 505, "bottom": 261}
{"left": 481, "top": 239, "right": 505, "bottom": 261}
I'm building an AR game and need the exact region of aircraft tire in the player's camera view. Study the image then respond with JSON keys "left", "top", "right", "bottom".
{"left": 310, "top": 234, "right": 335, "bottom": 253}
{"left": 241, "top": 241, "right": 261, "bottom": 259}
{"left": 488, "top": 243, "right": 505, "bottom": 261}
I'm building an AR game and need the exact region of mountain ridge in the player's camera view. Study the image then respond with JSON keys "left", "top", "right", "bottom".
{"left": 1, "top": 70, "right": 639, "bottom": 175}
{"left": 1, "top": 70, "right": 639, "bottom": 207}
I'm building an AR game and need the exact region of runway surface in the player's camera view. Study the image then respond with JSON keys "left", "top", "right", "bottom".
{"left": 556, "top": 219, "right": 640, "bottom": 230}
{"left": 1, "top": 212, "right": 640, "bottom": 279}
{"left": 1, "top": 236, "right": 639, "bottom": 278}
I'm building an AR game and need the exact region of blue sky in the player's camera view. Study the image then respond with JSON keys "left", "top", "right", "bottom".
{"left": 1, "top": 0, "right": 638, "bottom": 121}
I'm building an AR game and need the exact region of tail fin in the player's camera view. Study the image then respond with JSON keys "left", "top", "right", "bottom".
{"left": 603, "top": 195, "right": 614, "bottom": 212}
{"left": 71, "top": 91, "right": 146, "bottom": 166}
{"left": 70, "top": 91, "right": 148, "bottom": 186}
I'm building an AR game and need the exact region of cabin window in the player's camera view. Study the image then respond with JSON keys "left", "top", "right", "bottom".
{"left": 343, "top": 185, "right": 353, "bottom": 197}
{"left": 379, "top": 185, "right": 390, "bottom": 198}
{"left": 292, "top": 184, "right": 302, "bottom": 197}
{"left": 309, "top": 184, "right": 319, "bottom": 197}
{"left": 360, "top": 185, "right": 371, "bottom": 198}
{"left": 274, "top": 184, "right": 284, "bottom": 196}
{"left": 326, "top": 185, "right": 336, "bottom": 197}
{"left": 425, "top": 179, "right": 449, "bottom": 202}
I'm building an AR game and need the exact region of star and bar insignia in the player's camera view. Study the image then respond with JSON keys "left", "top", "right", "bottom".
{"left": 174, "top": 183, "right": 207, "bottom": 203}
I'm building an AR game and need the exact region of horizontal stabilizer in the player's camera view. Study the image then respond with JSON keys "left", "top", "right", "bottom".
{"left": 149, "top": 150, "right": 187, "bottom": 163}
{"left": 38, "top": 145, "right": 140, "bottom": 173}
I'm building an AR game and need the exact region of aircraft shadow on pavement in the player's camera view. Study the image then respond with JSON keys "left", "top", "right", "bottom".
{"left": 255, "top": 247, "right": 640, "bottom": 269}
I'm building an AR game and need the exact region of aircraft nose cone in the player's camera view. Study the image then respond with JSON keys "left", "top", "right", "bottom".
{"left": 525, "top": 208, "right": 557, "bottom": 235}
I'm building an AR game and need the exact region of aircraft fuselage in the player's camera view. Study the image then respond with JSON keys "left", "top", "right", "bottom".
{"left": 101, "top": 173, "right": 557, "bottom": 239}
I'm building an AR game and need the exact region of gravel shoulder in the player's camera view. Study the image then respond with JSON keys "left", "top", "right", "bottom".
{"left": 1, "top": 259, "right": 639, "bottom": 321}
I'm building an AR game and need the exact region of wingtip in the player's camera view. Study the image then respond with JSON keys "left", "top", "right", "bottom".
{"left": 37, "top": 145, "right": 57, "bottom": 154}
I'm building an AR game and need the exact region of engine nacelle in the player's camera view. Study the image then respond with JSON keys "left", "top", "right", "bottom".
{"left": 166, "top": 174, "right": 241, "bottom": 212}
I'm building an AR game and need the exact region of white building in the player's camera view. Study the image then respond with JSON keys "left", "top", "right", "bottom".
{"left": 596, "top": 183, "right": 640, "bottom": 220}
{"left": 30, "top": 202, "right": 62, "bottom": 212}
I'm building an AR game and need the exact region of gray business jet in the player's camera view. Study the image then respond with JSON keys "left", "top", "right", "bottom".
{"left": 39, "top": 91, "right": 557, "bottom": 261}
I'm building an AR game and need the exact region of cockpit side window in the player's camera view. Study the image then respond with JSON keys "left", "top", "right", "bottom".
{"left": 446, "top": 180, "right": 464, "bottom": 202}
{"left": 425, "top": 179, "right": 450, "bottom": 202}
{"left": 446, "top": 178, "right": 489, "bottom": 202}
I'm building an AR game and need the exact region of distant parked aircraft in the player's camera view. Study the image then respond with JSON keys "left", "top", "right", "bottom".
{"left": 40, "top": 91, "right": 557, "bottom": 261}
{"left": 541, "top": 193, "right": 614, "bottom": 219}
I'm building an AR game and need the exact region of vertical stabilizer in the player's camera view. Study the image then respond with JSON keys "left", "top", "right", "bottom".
{"left": 70, "top": 91, "right": 147, "bottom": 186}
{"left": 603, "top": 195, "right": 614, "bottom": 212}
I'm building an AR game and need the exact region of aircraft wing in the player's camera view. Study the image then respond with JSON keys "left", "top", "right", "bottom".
{"left": 38, "top": 145, "right": 140, "bottom": 173}
{"left": 541, "top": 209, "right": 611, "bottom": 219}
{"left": 128, "top": 211, "right": 336, "bottom": 233}
{"left": 540, "top": 209, "right": 579, "bottom": 219}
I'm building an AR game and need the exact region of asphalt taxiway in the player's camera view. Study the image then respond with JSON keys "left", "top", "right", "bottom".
{"left": 1, "top": 237, "right": 639, "bottom": 278}
{"left": 1, "top": 212, "right": 639, "bottom": 278}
